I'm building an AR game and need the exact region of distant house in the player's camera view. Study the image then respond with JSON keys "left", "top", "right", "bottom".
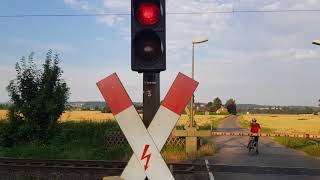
{"left": 216, "top": 106, "right": 228, "bottom": 114}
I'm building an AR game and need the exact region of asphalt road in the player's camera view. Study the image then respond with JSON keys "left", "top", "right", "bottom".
{"left": 208, "top": 115, "right": 320, "bottom": 180}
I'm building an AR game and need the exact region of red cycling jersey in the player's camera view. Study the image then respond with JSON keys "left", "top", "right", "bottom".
{"left": 250, "top": 123, "right": 261, "bottom": 133}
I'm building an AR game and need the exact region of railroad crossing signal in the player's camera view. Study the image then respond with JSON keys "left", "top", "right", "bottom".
{"left": 131, "top": 0, "right": 166, "bottom": 73}
{"left": 97, "top": 73, "right": 198, "bottom": 180}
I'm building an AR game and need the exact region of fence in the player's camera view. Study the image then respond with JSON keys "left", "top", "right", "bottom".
{"left": 105, "top": 130, "right": 186, "bottom": 149}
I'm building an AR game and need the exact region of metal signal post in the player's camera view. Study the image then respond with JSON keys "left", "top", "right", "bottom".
{"left": 143, "top": 73, "right": 160, "bottom": 127}
{"left": 131, "top": 0, "right": 166, "bottom": 129}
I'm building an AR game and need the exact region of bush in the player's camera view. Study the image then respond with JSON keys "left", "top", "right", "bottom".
{"left": 4, "top": 51, "right": 69, "bottom": 145}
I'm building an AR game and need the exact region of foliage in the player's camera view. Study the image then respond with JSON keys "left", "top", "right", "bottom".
{"left": 237, "top": 104, "right": 320, "bottom": 114}
{"left": 101, "top": 106, "right": 111, "bottom": 113}
{"left": 225, "top": 98, "right": 237, "bottom": 115}
{"left": 0, "top": 120, "right": 219, "bottom": 160}
{"left": 0, "top": 121, "right": 132, "bottom": 160}
{"left": 212, "top": 97, "right": 222, "bottom": 112}
{"left": 3, "top": 50, "right": 69, "bottom": 145}
{"left": 0, "top": 104, "right": 9, "bottom": 110}
{"left": 206, "top": 102, "right": 213, "bottom": 109}
{"left": 274, "top": 137, "right": 320, "bottom": 157}
{"left": 161, "top": 141, "right": 216, "bottom": 161}
{"left": 303, "top": 145, "right": 320, "bottom": 157}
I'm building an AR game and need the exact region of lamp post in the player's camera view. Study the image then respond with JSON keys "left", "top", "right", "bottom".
{"left": 312, "top": 40, "right": 320, "bottom": 46}
{"left": 314, "top": 40, "right": 320, "bottom": 114}
{"left": 189, "top": 38, "right": 208, "bottom": 127}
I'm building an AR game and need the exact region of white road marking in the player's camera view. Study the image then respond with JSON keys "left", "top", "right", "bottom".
{"left": 205, "top": 159, "right": 215, "bottom": 180}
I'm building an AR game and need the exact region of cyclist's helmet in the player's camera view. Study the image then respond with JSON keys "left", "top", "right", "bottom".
{"left": 251, "top": 118, "right": 257, "bottom": 123}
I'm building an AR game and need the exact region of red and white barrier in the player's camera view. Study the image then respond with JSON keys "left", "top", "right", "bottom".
{"left": 97, "top": 73, "right": 198, "bottom": 180}
{"left": 211, "top": 132, "right": 320, "bottom": 139}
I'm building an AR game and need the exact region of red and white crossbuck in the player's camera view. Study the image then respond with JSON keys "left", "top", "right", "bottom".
{"left": 97, "top": 72, "right": 198, "bottom": 180}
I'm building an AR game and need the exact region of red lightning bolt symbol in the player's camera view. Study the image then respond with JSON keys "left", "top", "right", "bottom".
{"left": 141, "top": 144, "right": 152, "bottom": 171}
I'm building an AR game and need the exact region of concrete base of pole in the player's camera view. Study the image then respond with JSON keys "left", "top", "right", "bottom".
{"left": 185, "top": 127, "right": 198, "bottom": 154}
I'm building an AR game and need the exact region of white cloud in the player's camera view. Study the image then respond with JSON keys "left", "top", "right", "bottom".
{"left": 64, "top": 0, "right": 91, "bottom": 11}
{"left": 102, "top": 0, "right": 130, "bottom": 11}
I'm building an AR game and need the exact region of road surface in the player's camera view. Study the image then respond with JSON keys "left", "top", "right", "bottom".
{"left": 208, "top": 115, "right": 320, "bottom": 180}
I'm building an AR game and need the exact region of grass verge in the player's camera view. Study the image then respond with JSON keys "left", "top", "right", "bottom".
{"left": 161, "top": 139, "right": 217, "bottom": 161}
{"left": 0, "top": 120, "right": 218, "bottom": 161}
{"left": 0, "top": 121, "right": 132, "bottom": 160}
{"left": 198, "top": 115, "right": 228, "bottom": 131}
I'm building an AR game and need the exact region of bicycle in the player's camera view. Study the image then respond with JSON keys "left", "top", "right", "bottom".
{"left": 247, "top": 136, "right": 259, "bottom": 154}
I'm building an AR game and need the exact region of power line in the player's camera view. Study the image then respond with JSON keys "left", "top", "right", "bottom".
{"left": 170, "top": 9, "right": 320, "bottom": 14}
{"left": 0, "top": 13, "right": 130, "bottom": 18}
{"left": 1, "top": 9, "right": 320, "bottom": 18}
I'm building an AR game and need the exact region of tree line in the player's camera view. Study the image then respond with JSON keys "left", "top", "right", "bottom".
{"left": 238, "top": 106, "right": 319, "bottom": 115}
{"left": 206, "top": 97, "right": 237, "bottom": 115}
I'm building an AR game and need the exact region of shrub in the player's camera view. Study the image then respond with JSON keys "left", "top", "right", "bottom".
{"left": 4, "top": 51, "right": 69, "bottom": 145}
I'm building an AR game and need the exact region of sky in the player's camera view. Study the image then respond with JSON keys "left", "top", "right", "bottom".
{"left": 0, "top": 0, "right": 320, "bottom": 106}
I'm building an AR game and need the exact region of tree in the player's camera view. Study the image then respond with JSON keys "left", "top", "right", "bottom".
{"left": 212, "top": 97, "right": 222, "bottom": 112}
{"left": 206, "top": 102, "right": 213, "bottom": 111}
{"left": 225, "top": 98, "right": 237, "bottom": 115}
{"left": 5, "top": 50, "right": 69, "bottom": 144}
{"left": 101, "top": 105, "right": 111, "bottom": 113}
{"left": 94, "top": 106, "right": 100, "bottom": 111}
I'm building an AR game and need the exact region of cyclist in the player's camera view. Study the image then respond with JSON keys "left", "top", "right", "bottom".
{"left": 247, "top": 118, "right": 261, "bottom": 153}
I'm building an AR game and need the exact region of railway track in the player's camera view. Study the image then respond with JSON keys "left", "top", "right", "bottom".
{"left": 0, "top": 158, "right": 205, "bottom": 173}
{"left": 1, "top": 158, "right": 320, "bottom": 180}
{"left": 0, "top": 158, "right": 207, "bottom": 180}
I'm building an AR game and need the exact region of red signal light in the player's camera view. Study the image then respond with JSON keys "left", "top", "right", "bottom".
{"left": 136, "top": 2, "right": 160, "bottom": 26}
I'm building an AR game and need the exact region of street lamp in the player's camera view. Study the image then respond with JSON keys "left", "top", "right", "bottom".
{"left": 314, "top": 41, "right": 320, "bottom": 113}
{"left": 189, "top": 38, "right": 208, "bottom": 128}
{"left": 313, "top": 39, "right": 320, "bottom": 46}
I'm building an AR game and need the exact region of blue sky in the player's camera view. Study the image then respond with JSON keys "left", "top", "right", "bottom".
{"left": 0, "top": 0, "right": 320, "bottom": 106}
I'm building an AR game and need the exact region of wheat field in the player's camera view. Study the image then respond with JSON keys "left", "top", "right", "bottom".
{"left": 0, "top": 110, "right": 6, "bottom": 120}
{"left": 176, "top": 114, "right": 227, "bottom": 126}
{"left": 59, "top": 111, "right": 114, "bottom": 122}
{"left": 241, "top": 114, "right": 320, "bottom": 134}
{"left": 0, "top": 110, "right": 226, "bottom": 126}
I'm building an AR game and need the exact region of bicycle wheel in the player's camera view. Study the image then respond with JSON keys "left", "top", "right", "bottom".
{"left": 248, "top": 140, "right": 253, "bottom": 152}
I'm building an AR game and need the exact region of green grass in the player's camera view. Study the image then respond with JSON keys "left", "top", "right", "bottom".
{"left": 273, "top": 137, "right": 320, "bottom": 157}
{"left": 0, "top": 116, "right": 225, "bottom": 160}
{"left": 175, "top": 115, "right": 227, "bottom": 131}
{"left": 198, "top": 116, "right": 227, "bottom": 131}
{"left": 0, "top": 121, "right": 132, "bottom": 160}
{"left": 303, "top": 145, "right": 320, "bottom": 157}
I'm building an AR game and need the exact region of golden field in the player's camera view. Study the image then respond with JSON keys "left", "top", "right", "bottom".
{"left": 241, "top": 114, "right": 320, "bottom": 134}
{"left": 59, "top": 111, "right": 114, "bottom": 122}
{"left": 0, "top": 110, "right": 226, "bottom": 126}
{"left": 0, "top": 110, "right": 6, "bottom": 120}
{"left": 176, "top": 114, "right": 227, "bottom": 126}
